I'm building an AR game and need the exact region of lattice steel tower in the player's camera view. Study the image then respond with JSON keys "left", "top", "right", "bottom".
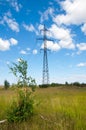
{"left": 37, "top": 25, "right": 53, "bottom": 85}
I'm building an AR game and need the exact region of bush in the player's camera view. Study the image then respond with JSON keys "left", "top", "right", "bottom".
{"left": 7, "top": 88, "right": 34, "bottom": 122}
{"left": 39, "top": 84, "right": 49, "bottom": 88}
{"left": 73, "top": 82, "right": 81, "bottom": 87}
{"left": 7, "top": 59, "right": 36, "bottom": 122}
{"left": 4, "top": 80, "right": 10, "bottom": 89}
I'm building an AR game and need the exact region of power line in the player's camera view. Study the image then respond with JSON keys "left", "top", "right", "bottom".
{"left": 37, "top": 25, "right": 53, "bottom": 85}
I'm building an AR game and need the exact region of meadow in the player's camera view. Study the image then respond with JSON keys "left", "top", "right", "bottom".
{"left": 0, "top": 86, "right": 86, "bottom": 130}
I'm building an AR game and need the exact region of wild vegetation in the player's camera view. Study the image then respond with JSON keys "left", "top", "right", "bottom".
{"left": 6, "top": 59, "right": 36, "bottom": 122}
{"left": 4, "top": 80, "right": 10, "bottom": 90}
{"left": 39, "top": 82, "right": 86, "bottom": 88}
{"left": 0, "top": 58, "right": 86, "bottom": 129}
{"left": 0, "top": 86, "right": 86, "bottom": 130}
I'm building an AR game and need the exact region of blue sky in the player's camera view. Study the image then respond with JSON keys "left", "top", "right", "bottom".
{"left": 0, "top": 0, "right": 86, "bottom": 85}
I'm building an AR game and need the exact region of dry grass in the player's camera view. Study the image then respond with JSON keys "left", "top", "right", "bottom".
{"left": 0, "top": 87, "right": 86, "bottom": 130}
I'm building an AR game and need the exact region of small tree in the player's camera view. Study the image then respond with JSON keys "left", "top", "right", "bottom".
{"left": 4, "top": 80, "right": 10, "bottom": 89}
{"left": 65, "top": 81, "right": 69, "bottom": 86}
{"left": 7, "top": 58, "right": 36, "bottom": 122}
{"left": 73, "top": 82, "right": 81, "bottom": 87}
{"left": 10, "top": 58, "right": 36, "bottom": 88}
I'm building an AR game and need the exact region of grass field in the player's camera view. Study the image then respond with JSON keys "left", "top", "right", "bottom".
{"left": 0, "top": 86, "right": 86, "bottom": 130}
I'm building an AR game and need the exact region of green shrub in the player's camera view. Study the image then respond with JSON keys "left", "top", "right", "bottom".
{"left": 7, "top": 88, "right": 34, "bottom": 122}
{"left": 39, "top": 84, "right": 49, "bottom": 88}
{"left": 4, "top": 80, "right": 10, "bottom": 89}
{"left": 9, "top": 58, "right": 36, "bottom": 88}
{"left": 7, "top": 59, "right": 36, "bottom": 122}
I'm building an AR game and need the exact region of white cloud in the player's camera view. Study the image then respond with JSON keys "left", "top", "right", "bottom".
{"left": 54, "top": 0, "right": 86, "bottom": 25}
{"left": 20, "top": 48, "right": 31, "bottom": 55}
{"left": 48, "top": 24, "right": 75, "bottom": 49}
{"left": 3, "top": 15, "right": 19, "bottom": 32}
{"left": 20, "top": 50, "right": 27, "bottom": 55}
{"left": 9, "top": 38, "right": 18, "bottom": 45}
{"left": 6, "top": 61, "right": 10, "bottom": 65}
{"left": 81, "top": 23, "right": 86, "bottom": 35}
{"left": 0, "top": 38, "right": 18, "bottom": 51}
{"left": 49, "top": 24, "right": 72, "bottom": 40}
{"left": 76, "top": 43, "right": 86, "bottom": 51}
{"left": 59, "top": 40, "right": 75, "bottom": 49}
{"left": 33, "top": 49, "right": 38, "bottom": 55}
{"left": 38, "top": 24, "right": 75, "bottom": 50}
{"left": 77, "top": 62, "right": 86, "bottom": 67}
{"left": 5, "top": 11, "right": 12, "bottom": 17}
{"left": 6, "top": 0, "right": 22, "bottom": 12}
{"left": 40, "top": 7, "right": 54, "bottom": 22}
{"left": 11, "top": 1, "right": 22, "bottom": 12}
{"left": 23, "top": 24, "right": 35, "bottom": 32}
{"left": 0, "top": 38, "right": 10, "bottom": 51}
{"left": 26, "top": 48, "right": 30, "bottom": 51}
{"left": 38, "top": 24, "right": 44, "bottom": 31}
{"left": 23, "top": 23, "right": 38, "bottom": 35}
{"left": 41, "top": 41, "right": 60, "bottom": 51}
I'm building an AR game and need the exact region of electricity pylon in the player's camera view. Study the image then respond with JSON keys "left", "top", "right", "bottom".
{"left": 37, "top": 25, "right": 53, "bottom": 85}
